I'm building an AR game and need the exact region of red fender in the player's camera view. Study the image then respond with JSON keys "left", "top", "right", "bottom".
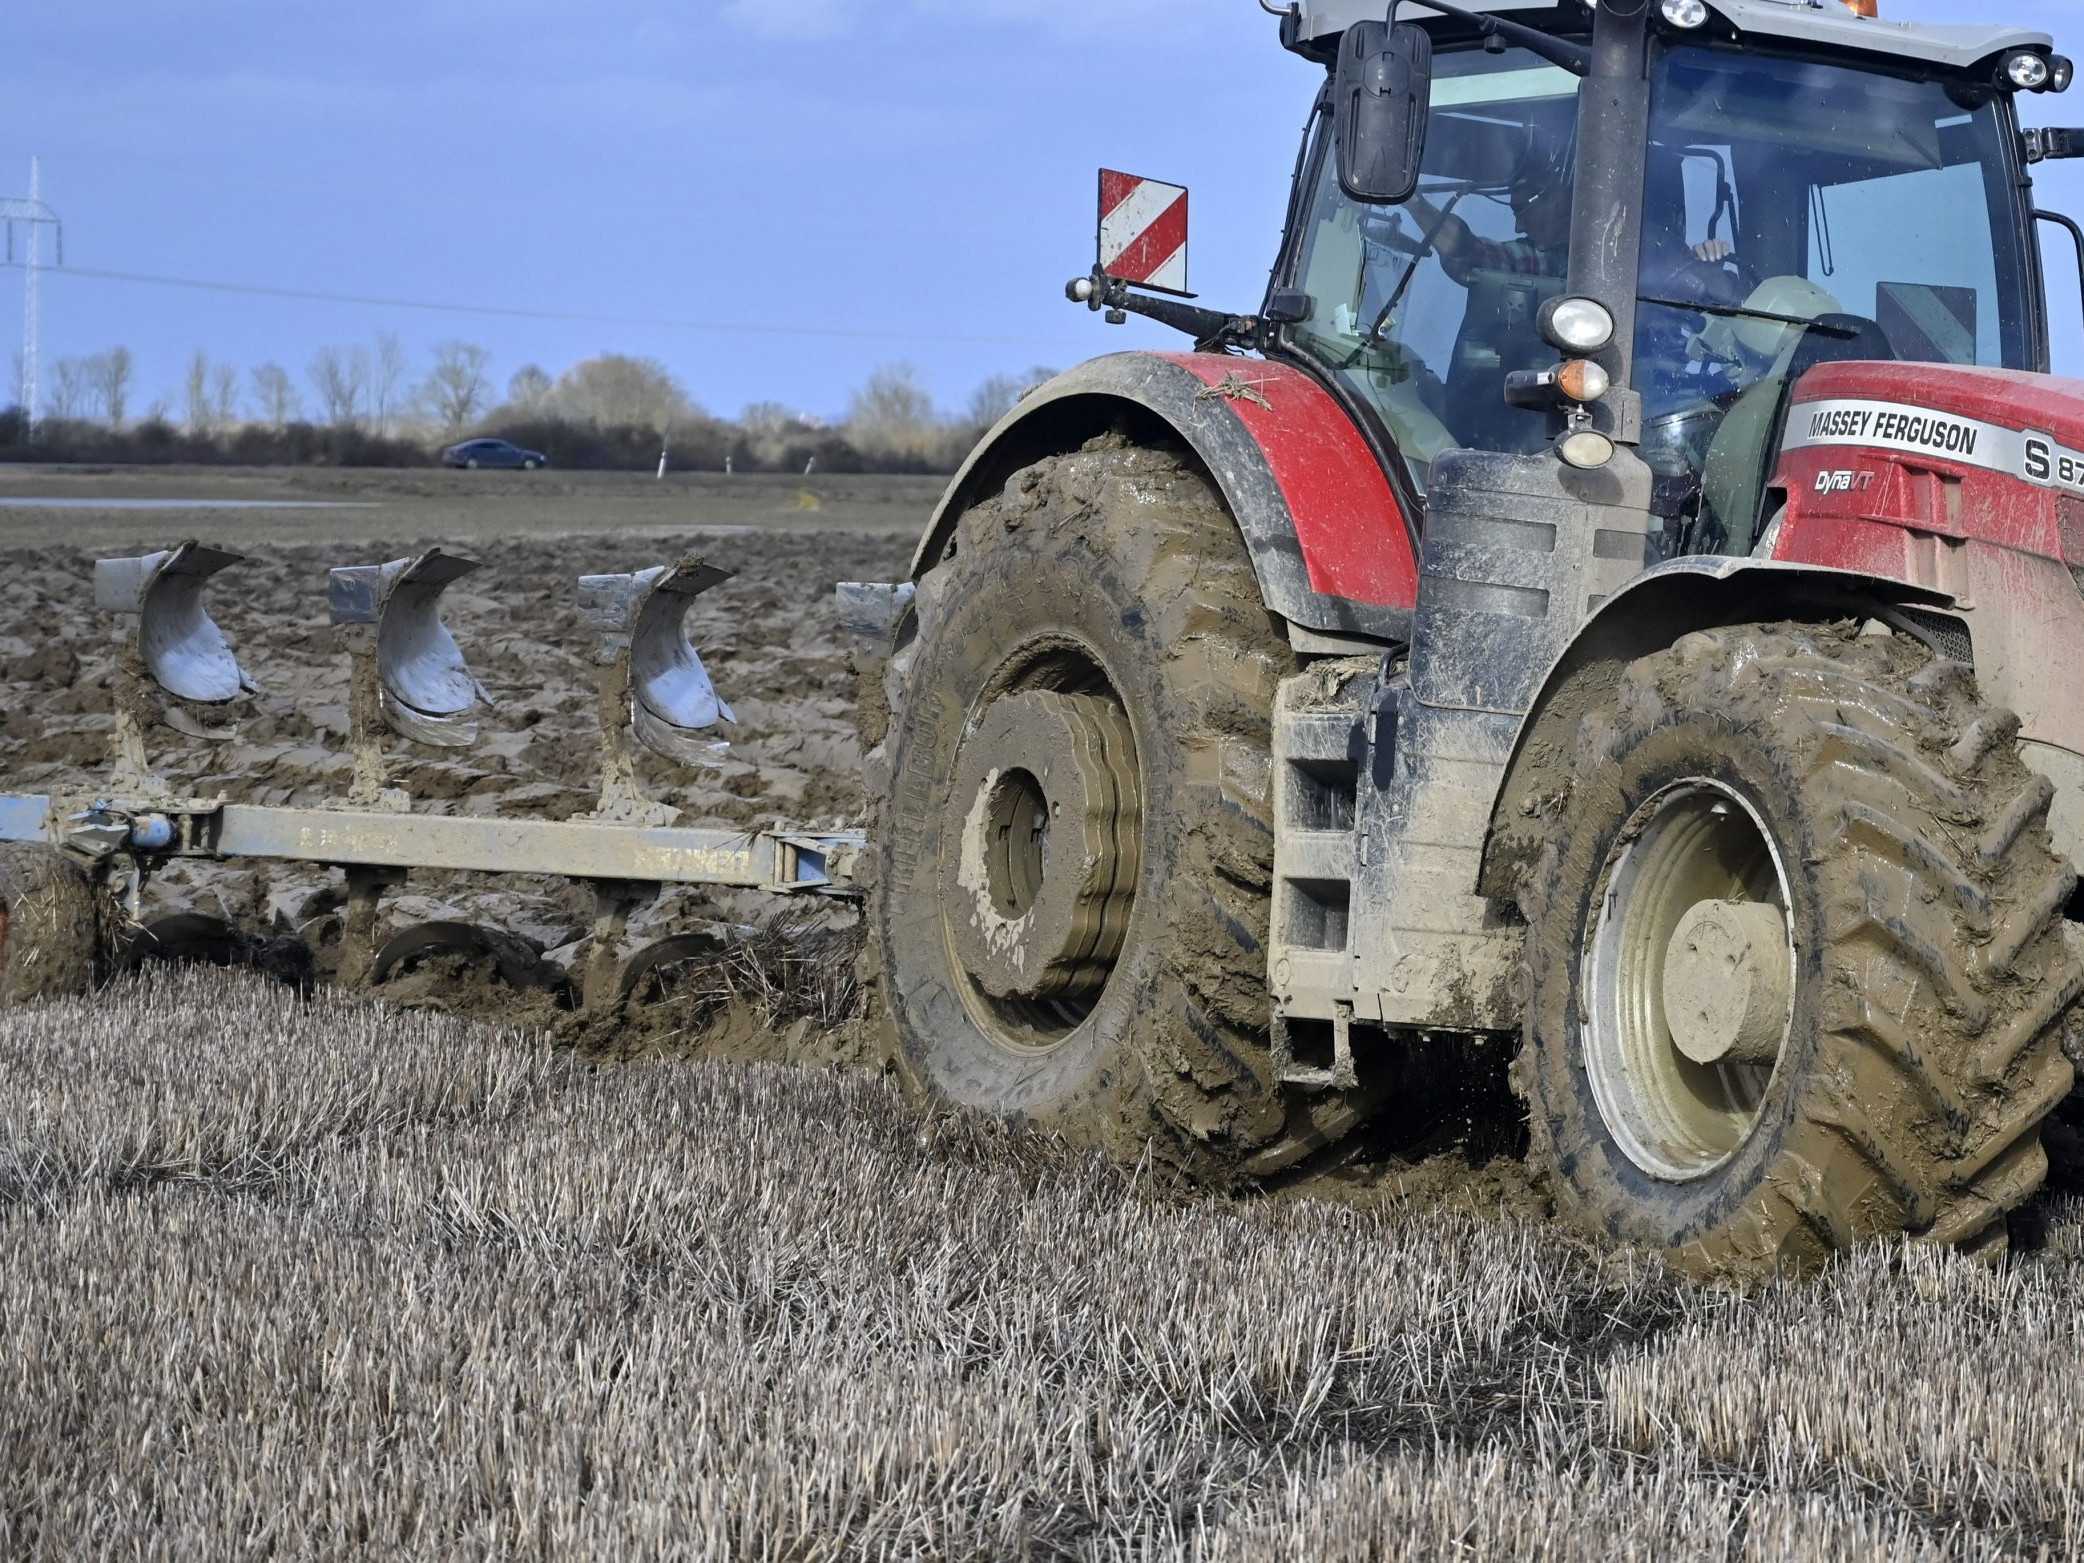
{"left": 914, "top": 351, "right": 1419, "bottom": 641}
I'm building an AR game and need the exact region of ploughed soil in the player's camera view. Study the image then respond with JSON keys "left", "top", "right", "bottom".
{"left": 0, "top": 464, "right": 919, "bottom": 997}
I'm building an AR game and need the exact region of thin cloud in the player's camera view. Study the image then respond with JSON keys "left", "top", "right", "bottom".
{"left": 720, "top": 0, "right": 860, "bottom": 40}
{"left": 722, "top": 0, "right": 1204, "bottom": 41}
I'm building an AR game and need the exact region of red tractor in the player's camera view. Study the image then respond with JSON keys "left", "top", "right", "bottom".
{"left": 864, "top": 0, "right": 2084, "bottom": 1273}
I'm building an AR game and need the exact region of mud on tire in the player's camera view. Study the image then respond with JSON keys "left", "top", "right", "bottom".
{"left": 0, "top": 844, "right": 98, "bottom": 1007}
{"left": 868, "top": 439, "right": 1366, "bottom": 1179}
{"left": 1521, "top": 623, "right": 2080, "bottom": 1275}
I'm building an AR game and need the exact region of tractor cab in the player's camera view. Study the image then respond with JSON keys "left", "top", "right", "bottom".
{"left": 1268, "top": 0, "right": 2073, "bottom": 556}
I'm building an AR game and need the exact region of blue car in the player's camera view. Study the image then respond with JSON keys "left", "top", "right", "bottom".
{"left": 442, "top": 438, "right": 547, "bottom": 471}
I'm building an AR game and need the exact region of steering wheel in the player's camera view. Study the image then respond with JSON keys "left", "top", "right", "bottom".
{"left": 1647, "top": 248, "right": 1757, "bottom": 310}
{"left": 1704, "top": 252, "right": 1761, "bottom": 301}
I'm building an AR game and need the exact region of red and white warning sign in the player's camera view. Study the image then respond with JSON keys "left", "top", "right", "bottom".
{"left": 1098, "top": 169, "right": 1190, "bottom": 296}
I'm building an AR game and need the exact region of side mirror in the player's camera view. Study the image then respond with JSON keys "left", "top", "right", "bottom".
{"left": 1334, "top": 20, "right": 1433, "bottom": 206}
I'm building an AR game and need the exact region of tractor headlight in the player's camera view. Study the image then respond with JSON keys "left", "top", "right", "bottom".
{"left": 2053, "top": 56, "right": 2075, "bottom": 94}
{"left": 1660, "top": 0, "right": 1709, "bottom": 29}
{"left": 1540, "top": 297, "right": 1616, "bottom": 356}
{"left": 2006, "top": 51, "right": 2053, "bottom": 92}
{"left": 1558, "top": 429, "right": 1617, "bottom": 470}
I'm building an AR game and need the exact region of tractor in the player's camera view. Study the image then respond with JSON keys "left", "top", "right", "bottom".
{"left": 861, "top": 0, "right": 2084, "bottom": 1273}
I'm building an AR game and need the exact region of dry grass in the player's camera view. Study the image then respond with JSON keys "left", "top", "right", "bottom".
{"left": 643, "top": 908, "right": 864, "bottom": 1034}
{"left": 4, "top": 971, "right": 2082, "bottom": 1559}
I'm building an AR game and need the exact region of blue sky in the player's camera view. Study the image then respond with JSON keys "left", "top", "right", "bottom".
{"left": 2, "top": 0, "right": 2081, "bottom": 424}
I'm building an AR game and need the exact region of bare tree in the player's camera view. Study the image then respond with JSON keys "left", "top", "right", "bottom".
{"left": 250, "top": 362, "right": 301, "bottom": 428}
{"left": 421, "top": 340, "right": 493, "bottom": 434}
{"left": 90, "top": 347, "right": 134, "bottom": 426}
{"left": 183, "top": 350, "right": 213, "bottom": 434}
{"left": 308, "top": 345, "right": 367, "bottom": 429}
{"left": 210, "top": 361, "right": 242, "bottom": 428}
{"left": 963, "top": 373, "right": 1025, "bottom": 433}
{"left": 553, "top": 354, "right": 694, "bottom": 429}
{"left": 846, "top": 363, "right": 938, "bottom": 461}
{"left": 48, "top": 358, "right": 87, "bottom": 420}
{"left": 370, "top": 330, "right": 408, "bottom": 436}
{"left": 506, "top": 363, "right": 552, "bottom": 412}
{"left": 737, "top": 400, "right": 809, "bottom": 467}
{"left": 965, "top": 366, "right": 1056, "bottom": 432}
{"left": 942, "top": 366, "right": 1057, "bottom": 466}
{"left": 739, "top": 401, "right": 799, "bottom": 437}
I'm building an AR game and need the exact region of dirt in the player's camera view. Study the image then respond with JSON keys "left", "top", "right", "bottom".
{"left": 1297, "top": 1149, "right": 1553, "bottom": 1227}
{"left": 0, "top": 464, "right": 915, "bottom": 1026}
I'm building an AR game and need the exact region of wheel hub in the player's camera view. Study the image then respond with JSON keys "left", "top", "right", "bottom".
{"left": 1585, "top": 780, "right": 1795, "bottom": 1182}
{"left": 1662, "top": 899, "right": 1792, "bottom": 1067}
{"left": 944, "top": 689, "right": 1140, "bottom": 1004}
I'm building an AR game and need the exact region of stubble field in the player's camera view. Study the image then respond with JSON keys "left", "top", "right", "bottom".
{"left": 3, "top": 465, "right": 2084, "bottom": 1560}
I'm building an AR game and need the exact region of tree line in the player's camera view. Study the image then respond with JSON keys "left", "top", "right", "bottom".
{"left": 5, "top": 336, "right": 1056, "bottom": 474}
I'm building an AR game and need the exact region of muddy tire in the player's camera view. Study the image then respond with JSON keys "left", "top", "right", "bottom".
{"left": 0, "top": 844, "right": 98, "bottom": 1007}
{"left": 870, "top": 440, "right": 1365, "bottom": 1179}
{"left": 1521, "top": 623, "right": 2080, "bottom": 1275}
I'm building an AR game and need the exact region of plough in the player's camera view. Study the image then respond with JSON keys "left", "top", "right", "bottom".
{"left": 0, "top": 540, "right": 883, "bottom": 1010}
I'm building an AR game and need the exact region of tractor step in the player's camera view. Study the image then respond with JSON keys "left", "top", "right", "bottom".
{"left": 1268, "top": 655, "right": 1524, "bottom": 1053}
{"left": 1268, "top": 662, "right": 1370, "bottom": 1075}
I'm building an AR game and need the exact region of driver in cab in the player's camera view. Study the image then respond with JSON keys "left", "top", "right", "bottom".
{"left": 1403, "top": 135, "right": 1734, "bottom": 292}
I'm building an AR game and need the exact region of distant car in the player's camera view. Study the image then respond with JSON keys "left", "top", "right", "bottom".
{"left": 442, "top": 438, "right": 547, "bottom": 471}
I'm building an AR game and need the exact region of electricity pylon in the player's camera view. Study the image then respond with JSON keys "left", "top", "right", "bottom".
{"left": 2, "top": 159, "right": 64, "bottom": 425}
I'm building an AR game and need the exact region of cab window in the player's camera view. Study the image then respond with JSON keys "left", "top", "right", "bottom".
{"left": 1279, "top": 47, "right": 1583, "bottom": 492}
{"left": 1636, "top": 47, "right": 2035, "bottom": 550}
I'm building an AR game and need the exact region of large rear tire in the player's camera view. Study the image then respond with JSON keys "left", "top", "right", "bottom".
{"left": 0, "top": 845, "right": 97, "bottom": 1007}
{"left": 1521, "top": 623, "right": 2079, "bottom": 1275}
{"left": 870, "top": 440, "right": 1369, "bottom": 1179}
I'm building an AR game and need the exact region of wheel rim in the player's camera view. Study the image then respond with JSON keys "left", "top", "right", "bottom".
{"left": 1584, "top": 779, "right": 1796, "bottom": 1182}
{"left": 941, "top": 637, "right": 1141, "bottom": 1051}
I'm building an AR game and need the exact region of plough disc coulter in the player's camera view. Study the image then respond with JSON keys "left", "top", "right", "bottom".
{"left": 0, "top": 540, "right": 864, "bottom": 1009}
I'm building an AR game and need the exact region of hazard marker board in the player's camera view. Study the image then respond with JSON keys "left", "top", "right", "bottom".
{"left": 1097, "top": 169, "right": 1191, "bottom": 297}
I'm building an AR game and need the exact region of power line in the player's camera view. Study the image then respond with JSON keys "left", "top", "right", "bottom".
{"left": 0, "top": 257, "right": 1066, "bottom": 349}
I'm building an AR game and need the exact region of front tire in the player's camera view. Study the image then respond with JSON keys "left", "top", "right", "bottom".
{"left": 871, "top": 441, "right": 1367, "bottom": 1179}
{"left": 1521, "top": 624, "right": 2079, "bottom": 1275}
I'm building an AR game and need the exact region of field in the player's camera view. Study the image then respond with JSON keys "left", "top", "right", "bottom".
{"left": 4, "top": 467, "right": 2084, "bottom": 1559}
